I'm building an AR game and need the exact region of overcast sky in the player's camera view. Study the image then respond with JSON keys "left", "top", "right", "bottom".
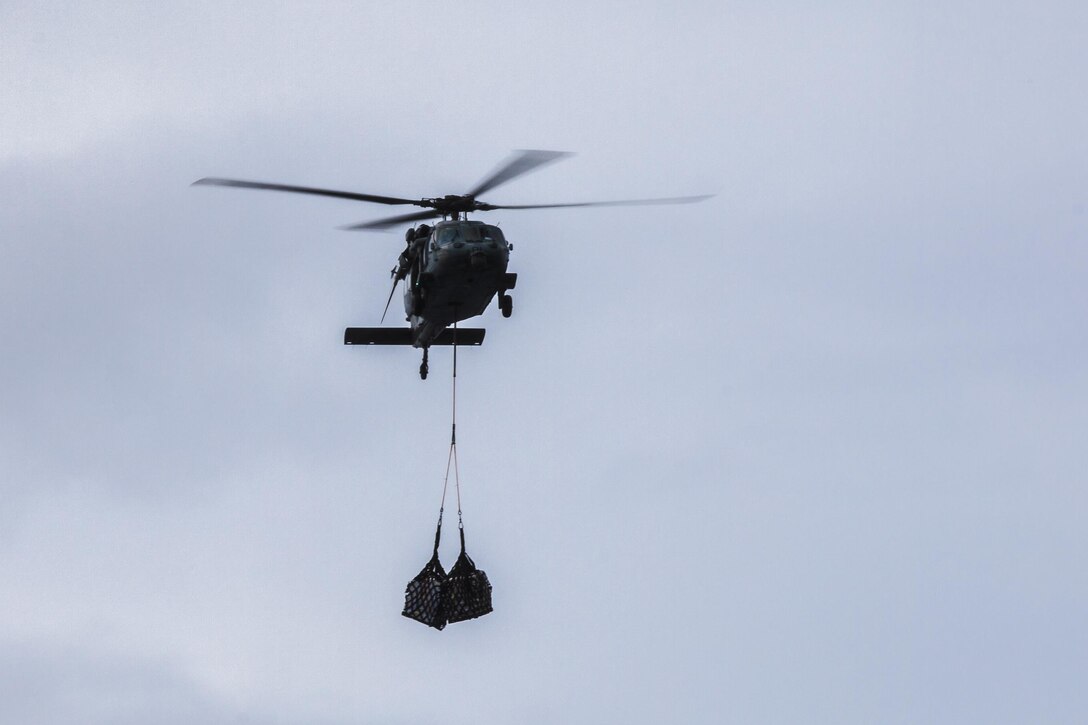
{"left": 2, "top": 2, "right": 1086, "bottom": 723}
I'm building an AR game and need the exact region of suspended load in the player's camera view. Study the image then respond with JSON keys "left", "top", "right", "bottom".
{"left": 402, "top": 523, "right": 450, "bottom": 630}
{"left": 444, "top": 530, "right": 493, "bottom": 624}
{"left": 403, "top": 328, "right": 492, "bottom": 629}
{"left": 401, "top": 519, "right": 492, "bottom": 629}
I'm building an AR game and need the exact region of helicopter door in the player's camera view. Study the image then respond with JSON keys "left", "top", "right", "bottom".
{"left": 407, "top": 235, "right": 426, "bottom": 316}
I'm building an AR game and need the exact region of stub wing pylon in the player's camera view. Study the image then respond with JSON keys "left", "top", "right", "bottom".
{"left": 344, "top": 328, "right": 486, "bottom": 346}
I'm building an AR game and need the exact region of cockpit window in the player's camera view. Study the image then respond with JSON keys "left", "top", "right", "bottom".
{"left": 437, "top": 227, "right": 460, "bottom": 245}
{"left": 435, "top": 224, "right": 506, "bottom": 246}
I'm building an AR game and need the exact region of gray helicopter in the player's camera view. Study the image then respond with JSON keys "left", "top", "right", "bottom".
{"left": 194, "top": 150, "right": 710, "bottom": 379}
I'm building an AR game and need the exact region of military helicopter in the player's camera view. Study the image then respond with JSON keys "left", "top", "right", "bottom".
{"left": 194, "top": 150, "right": 710, "bottom": 378}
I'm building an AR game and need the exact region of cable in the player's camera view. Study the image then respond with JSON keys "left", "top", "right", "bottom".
{"left": 438, "top": 320, "right": 463, "bottom": 534}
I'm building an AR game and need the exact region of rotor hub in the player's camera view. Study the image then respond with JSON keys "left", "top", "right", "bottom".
{"left": 424, "top": 194, "right": 479, "bottom": 215}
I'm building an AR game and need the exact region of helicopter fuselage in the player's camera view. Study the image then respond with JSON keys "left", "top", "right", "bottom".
{"left": 405, "top": 220, "right": 512, "bottom": 348}
{"left": 193, "top": 149, "right": 709, "bottom": 380}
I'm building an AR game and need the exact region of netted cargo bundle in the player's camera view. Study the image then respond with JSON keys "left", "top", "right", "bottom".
{"left": 402, "top": 518, "right": 493, "bottom": 629}
{"left": 402, "top": 524, "right": 449, "bottom": 630}
{"left": 444, "top": 546, "right": 492, "bottom": 624}
{"left": 402, "top": 553, "right": 448, "bottom": 629}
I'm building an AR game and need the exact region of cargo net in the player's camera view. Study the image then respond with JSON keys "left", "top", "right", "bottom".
{"left": 402, "top": 529, "right": 449, "bottom": 629}
{"left": 445, "top": 533, "right": 493, "bottom": 623}
{"left": 403, "top": 326, "right": 492, "bottom": 629}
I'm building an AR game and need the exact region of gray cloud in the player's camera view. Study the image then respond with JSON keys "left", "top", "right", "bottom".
{"left": 0, "top": 639, "right": 257, "bottom": 725}
{"left": 2, "top": 2, "right": 1086, "bottom": 723}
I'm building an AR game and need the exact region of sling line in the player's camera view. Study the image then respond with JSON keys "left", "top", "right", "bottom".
{"left": 438, "top": 320, "right": 464, "bottom": 542}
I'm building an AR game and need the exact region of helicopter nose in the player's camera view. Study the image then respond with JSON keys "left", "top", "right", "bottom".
{"left": 470, "top": 248, "right": 489, "bottom": 270}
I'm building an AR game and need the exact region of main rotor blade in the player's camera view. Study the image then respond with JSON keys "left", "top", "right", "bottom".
{"left": 192, "top": 178, "right": 420, "bottom": 206}
{"left": 341, "top": 209, "right": 443, "bottom": 232}
{"left": 466, "top": 149, "right": 572, "bottom": 198}
{"left": 380, "top": 278, "right": 400, "bottom": 324}
{"left": 479, "top": 194, "right": 715, "bottom": 210}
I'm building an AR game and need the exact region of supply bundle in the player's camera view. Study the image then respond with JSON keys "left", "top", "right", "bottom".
{"left": 402, "top": 513, "right": 492, "bottom": 630}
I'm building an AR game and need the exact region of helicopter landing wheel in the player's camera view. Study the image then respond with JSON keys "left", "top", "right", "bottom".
{"left": 500, "top": 293, "right": 513, "bottom": 318}
{"left": 420, "top": 348, "right": 429, "bottom": 380}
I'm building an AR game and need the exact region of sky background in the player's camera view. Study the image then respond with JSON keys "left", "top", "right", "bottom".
{"left": 2, "top": 2, "right": 1086, "bottom": 723}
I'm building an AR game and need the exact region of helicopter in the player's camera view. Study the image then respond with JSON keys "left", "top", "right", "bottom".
{"left": 194, "top": 150, "right": 711, "bottom": 379}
